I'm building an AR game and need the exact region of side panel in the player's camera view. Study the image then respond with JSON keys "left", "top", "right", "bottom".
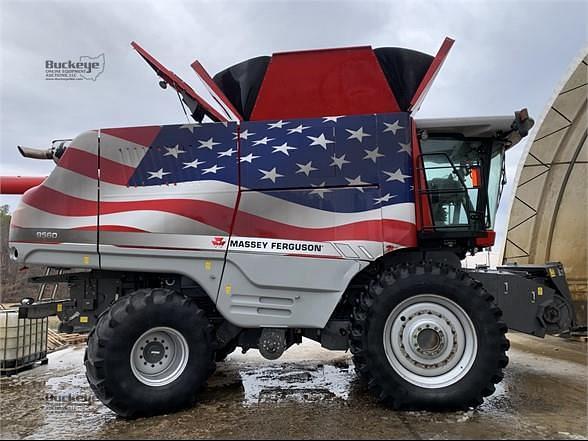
{"left": 217, "top": 113, "right": 416, "bottom": 327}
{"left": 9, "top": 131, "right": 100, "bottom": 268}
{"left": 96, "top": 122, "right": 239, "bottom": 297}
{"left": 237, "top": 113, "right": 416, "bottom": 252}
{"left": 218, "top": 254, "right": 365, "bottom": 328}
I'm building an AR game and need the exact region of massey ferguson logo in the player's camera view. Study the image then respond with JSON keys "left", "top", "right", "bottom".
{"left": 211, "top": 236, "right": 226, "bottom": 248}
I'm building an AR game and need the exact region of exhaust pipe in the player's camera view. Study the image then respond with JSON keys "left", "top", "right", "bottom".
{"left": 17, "top": 139, "right": 71, "bottom": 162}
{"left": 2, "top": 140, "right": 70, "bottom": 194}
{"left": 17, "top": 146, "right": 54, "bottom": 160}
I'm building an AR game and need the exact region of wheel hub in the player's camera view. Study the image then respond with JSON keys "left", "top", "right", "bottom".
{"left": 416, "top": 327, "right": 442, "bottom": 353}
{"left": 143, "top": 341, "right": 166, "bottom": 364}
{"left": 130, "top": 327, "right": 189, "bottom": 387}
{"left": 383, "top": 294, "right": 478, "bottom": 389}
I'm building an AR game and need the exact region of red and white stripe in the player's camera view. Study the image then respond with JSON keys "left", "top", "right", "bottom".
{"left": 11, "top": 125, "right": 417, "bottom": 254}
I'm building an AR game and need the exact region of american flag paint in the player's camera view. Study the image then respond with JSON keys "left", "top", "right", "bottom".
{"left": 11, "top": 112, "right": 417, "bottom": 258}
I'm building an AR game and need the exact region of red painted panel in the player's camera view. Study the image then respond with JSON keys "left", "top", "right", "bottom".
{"left": 251, "top": 47, "right": 400, "bottom": 121}
{"left": 0, "top": 176, "right": 46, "bottom": 194}
{"left": 408, "top": 37, "right": 454, "bottom": 113}
{"left": 131, "top": 41, "right": 228, "bottom": 123}
{"left": 411, "top": 119, "right": 433, "bottom": 231}
{"left": 191, "top": 60, "right": 244, "bottom": 121}
{"left": 475, "top": 230, "right": 496, "bottom": 248}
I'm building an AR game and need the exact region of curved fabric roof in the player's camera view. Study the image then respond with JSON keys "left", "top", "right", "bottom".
{"left": 502, "top": 51, "right": 587, "bottom": 324}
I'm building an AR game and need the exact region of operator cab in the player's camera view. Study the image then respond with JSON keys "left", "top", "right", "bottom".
{"left": 415, "top": 111, "right": 533, "bottom": 251}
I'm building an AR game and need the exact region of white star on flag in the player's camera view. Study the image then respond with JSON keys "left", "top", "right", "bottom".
{"left": 147, "top": 168, "right": 170, "bottom": 180}
{"left": 398, "top": 142, "right": 412, "bottom": 155}
{"left": 374, "top": 193, "right": 396, "bottom": 205}
{"left": 267, "top": 120, "right": 289, "bottom": 129}
{"left": 309, "top": 182, "right": 332, "bottom": 199}
{"left": 179, "top": 123, "right": 201, "bottom": 133}
{"left": 363, "top": 147, "right": 385, "bottom": 163}
{"left": 323, "top": 116, "right": 343, "bottom": 123}
{"left": 296, "top": 161, "right": 318, "bottom": 176}
{"left": 345, "top": 175, "right": 369, "bottom": 192}
{"left": 233, "top": 129, "right": 256, "bottom": 140}
{"left": 307, "top": 133, "right": 335, "bottom": 150}
{"left": 252, "top": 136, "right": 276, "bottom": 146}
{"left": 202, "top": 164, "right": 225, "bottom": 175}
{"left": 287, "top": 124, "right": 310, "bottom": 134}
{"left": 198, "top": 137, "right": 220, "bottom": 150}
{"left": 182, "top": 158, "right": 205, "bottom": 169}
{"left": 272, "top": 142, "right": 297, "bottom": 156}
{"left": 383, "top": 120, "right": 404, "bottom": 135}
{"left": 240, "top": 153, "right": 260, "bottom": 163}
{"left": 259, "top": 167, "right": 283, "bottom": 183}
{"left": 346, "top": 126, "right": 371, "bottom": 142}
{"left": 330, "top": 153, "right": 350, "bottom": 170}
{"left": 383, "top": 169, "right": 411, "bottom": 183}
{"left": 163, "top": 144, "right": 186, "bottom": 158}
{"left": 217, "top": 148, "right": 237, "bottom": 158}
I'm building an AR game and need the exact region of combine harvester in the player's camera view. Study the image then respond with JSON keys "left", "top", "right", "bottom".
{"left": 4, "top": 37, "right": 576, "bottom": 417}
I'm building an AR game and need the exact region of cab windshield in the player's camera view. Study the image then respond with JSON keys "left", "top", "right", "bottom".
{"left": 420, "top": 136, "right": 504, "bottom": 231}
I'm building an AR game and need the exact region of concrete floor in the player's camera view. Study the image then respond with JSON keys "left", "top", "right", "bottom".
{"left": 0, "top": 333, "right": 586, "bottom": 440}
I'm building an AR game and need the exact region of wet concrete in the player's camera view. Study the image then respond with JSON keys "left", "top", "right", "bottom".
{"left": 0, "top": 332, "right": 586, "bottom": 440}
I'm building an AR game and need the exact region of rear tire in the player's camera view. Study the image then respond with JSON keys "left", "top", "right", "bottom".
{"left": 350, "top": 262, "right": 509, "bottom": 410}
{"left": 85, "top": 288, "right": 216, "bottom": 418}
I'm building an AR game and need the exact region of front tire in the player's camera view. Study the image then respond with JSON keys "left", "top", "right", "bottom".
{"left": 350, "top": 262, "right": 509, "bottom": 410}
{"left": 85, "top": 288, "right": 216, "bottom": 418}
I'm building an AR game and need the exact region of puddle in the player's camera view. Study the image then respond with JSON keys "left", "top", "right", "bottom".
{"left": 238, "top": 361, "right": 354, "bottom": 404}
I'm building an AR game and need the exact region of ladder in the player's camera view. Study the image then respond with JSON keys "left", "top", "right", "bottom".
{"left": 37, "top": 267, "right": 64, "bottom": 302}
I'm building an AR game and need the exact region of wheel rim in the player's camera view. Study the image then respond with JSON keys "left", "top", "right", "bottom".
{"left": 130, "top": 327, "right": 189, "bottom": 387}
{"left": 383, "top": 294, "right": 478, "bottom": 389}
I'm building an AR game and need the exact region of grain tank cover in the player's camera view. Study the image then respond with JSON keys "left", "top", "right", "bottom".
{"left": 213, "top": 37, "right": 454, "bottom": 121}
